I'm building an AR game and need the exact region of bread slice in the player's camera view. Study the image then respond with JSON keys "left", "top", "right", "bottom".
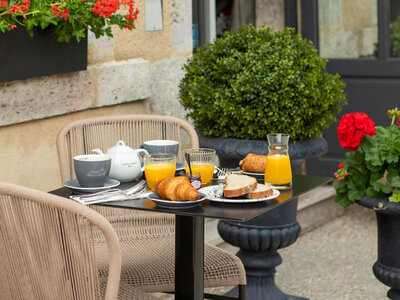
{"left": 245, "top": 183, "right": 274, "bottom": 199}
{"left": 224, "top": 174, "right": 257, "bottom": 198}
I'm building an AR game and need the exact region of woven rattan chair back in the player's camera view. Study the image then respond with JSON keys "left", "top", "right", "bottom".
{"left": 57, "top": 115, "right": 199, "bottom": 183}
{"left": 0, "top": 182, "right": 121, "bottom": 300}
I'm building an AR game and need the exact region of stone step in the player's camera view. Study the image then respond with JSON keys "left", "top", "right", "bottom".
{"left": 205, "top": 184, "right": 341, "bottom": 247}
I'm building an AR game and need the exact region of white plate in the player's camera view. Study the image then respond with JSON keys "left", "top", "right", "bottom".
{"left": 199, "top": 185, "right": 280, "bottom": 203}
{"left": 242, "top": 171, "right": 264, "bottom": 177}
{"left": 147, "top": 192, "right": 207, "bottom": 210}
{"left": 64, "top": 178, "right": 120, "bottom": 193}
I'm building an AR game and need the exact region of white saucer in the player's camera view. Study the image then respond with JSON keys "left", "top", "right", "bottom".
{"left": 64, "top": 178, "right": 120, "bottom": 193}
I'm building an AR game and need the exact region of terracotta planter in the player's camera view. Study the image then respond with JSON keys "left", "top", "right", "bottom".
{"left": 198, "top": 135, "right": 328, "bottom": 174}
{"left": 0, "top": 26, "right": 87, "bottom": 83}
{"left": 358, "top": 197, "right": 400, "bottom": 299}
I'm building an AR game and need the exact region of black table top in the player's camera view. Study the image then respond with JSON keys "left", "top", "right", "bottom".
{"left": 50, "top": 175, "right": 332, "bottom": 222}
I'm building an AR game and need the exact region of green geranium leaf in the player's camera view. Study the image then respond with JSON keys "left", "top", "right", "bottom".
{"left": 389, "top": 192, "right": 400, "bottom": 202}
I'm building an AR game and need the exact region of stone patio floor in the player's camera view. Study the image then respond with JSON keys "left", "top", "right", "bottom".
{"left": 152, "top": 207, "right": 389, "bottom": 299}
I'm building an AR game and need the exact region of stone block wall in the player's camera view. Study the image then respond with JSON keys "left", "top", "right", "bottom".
{"left": 0, "top": 0, "right": 192, "bottom": 190}
{"left": 318, "top": 0, "right": 378, "bottom": 58}
{"left": 256, "top": 0, "right": 285, "bottom": 30}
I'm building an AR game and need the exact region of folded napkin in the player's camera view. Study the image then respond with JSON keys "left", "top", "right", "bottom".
{"left": 70, "top": 192, "right": 151, "bottom": 205}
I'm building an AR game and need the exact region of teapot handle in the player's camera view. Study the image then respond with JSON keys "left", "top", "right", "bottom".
{"left": 92, "top": 148, "right": 105, "bottom": 155}
{"left": 135, "top": 149, "right": 149, "bottom": 172}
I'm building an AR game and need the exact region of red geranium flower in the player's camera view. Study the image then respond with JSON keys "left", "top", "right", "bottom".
{"left": 338, "top": 163, "right": 344, "bottom": 169}
{"left": 59, "top": 8, "right": 69, "bottom": 20}
{"left": 337, "top": 112, "right": 376, "bottom": 151}
{"left": 51, "top": 5, "right": 59, "bottom": 15}
{"left": 397, "top": 119, "right": 400, "bottom": 126}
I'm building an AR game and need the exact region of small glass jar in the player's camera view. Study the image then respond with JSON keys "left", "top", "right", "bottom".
{"left": 187, "top": 174, "right": 202, "bottom": 190}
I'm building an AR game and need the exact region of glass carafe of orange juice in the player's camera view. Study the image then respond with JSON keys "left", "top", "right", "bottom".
{"left": 264, "top": 133, "right": 292, "bottom": 189}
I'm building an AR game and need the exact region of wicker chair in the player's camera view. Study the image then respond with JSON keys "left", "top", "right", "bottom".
{"left": 57, "top": 115, "right": 247, "bottom": 299}
{"left": 0, "top": 182, "right": 157, "bottom": 300}
{"left": 56, "top": 114, "right": 197, "bottom": 224}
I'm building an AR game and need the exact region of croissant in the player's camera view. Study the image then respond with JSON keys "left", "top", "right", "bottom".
{"left": 239, "top": 153, "right": 267, "bottom": 173}
{"left": 155, "top": 176, "right": 200, "bottom": 201}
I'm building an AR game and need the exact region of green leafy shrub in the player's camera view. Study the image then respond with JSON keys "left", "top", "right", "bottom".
{"left": 179, "top": 25, "right": 346, "bottom": 141}
{"left": 390, "top": 15, "right": 400, "bottom": 58}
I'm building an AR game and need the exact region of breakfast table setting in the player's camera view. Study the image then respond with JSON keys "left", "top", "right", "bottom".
{"left": 50, "top": 134, "right": 332, "bottom": 300}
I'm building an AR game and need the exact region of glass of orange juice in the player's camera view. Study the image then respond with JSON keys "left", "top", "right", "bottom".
{"left": 264, "top": 133, "right": 292, "bottom": 189}
{"left": 144, "top": 153, "right": 176, "bottom": 190}
{"left": 184, "top": 148, "right": 216, "bottom": 185}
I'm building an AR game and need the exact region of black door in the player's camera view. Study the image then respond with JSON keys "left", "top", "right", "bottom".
{"left": 286, "top": 0, "right": 400, "bottom": 176}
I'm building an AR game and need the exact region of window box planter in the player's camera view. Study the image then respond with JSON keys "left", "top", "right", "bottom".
{"left": 0, "top": 26, "right": 87, "bottom": 83}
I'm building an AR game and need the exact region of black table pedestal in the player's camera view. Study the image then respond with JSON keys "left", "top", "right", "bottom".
{"left": 218, "top": 197, "right": 308, "bottom": 300}
{"left": 175, "top": 215, "right": 204, "bottom": 300}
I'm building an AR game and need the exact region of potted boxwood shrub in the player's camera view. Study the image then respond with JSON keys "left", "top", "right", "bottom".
{"left": 333, "top": 108, "right": 400, "bottom": 299}
{"left": 179, "top": 25, "right": 346, "bottom": 171}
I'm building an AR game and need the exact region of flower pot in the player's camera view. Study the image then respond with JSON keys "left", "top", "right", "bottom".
{"left": 0, "top": 26, "right": 87, "bottom": 83}
{"left": 358, "top": 197, "right": 400, "bottom": 299}
{"left": 198, "top": 135, "right": 328, "bottom": 174}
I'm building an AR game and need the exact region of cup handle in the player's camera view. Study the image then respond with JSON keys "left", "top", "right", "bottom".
{"left": 136, "top": 149, "right": 149, "bottom": 172}
{"left": 92, "top": 148, "right": 104, "bottom": 155}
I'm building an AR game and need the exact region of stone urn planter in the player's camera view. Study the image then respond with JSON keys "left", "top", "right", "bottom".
{"left": 218, "top": 195, "right": 304, "bottom": 300}
{"left": 199, "top": 135, "right": 328, "bottom": 174}
{"left": 358, "top": 197, "right": 400, "bottom": 299}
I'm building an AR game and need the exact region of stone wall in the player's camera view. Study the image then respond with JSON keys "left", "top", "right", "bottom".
{"left": 256, "top": 0, "right": 285, "bottom": 30}
{"left": 0, "top": 0, "right": 192, "bottom": 190}
{"left": 318, "top": 0, "right": 378, "bottom": 58}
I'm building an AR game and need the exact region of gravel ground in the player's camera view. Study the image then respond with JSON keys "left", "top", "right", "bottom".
{"left": 275, "top": 207, "right": 387, "bottom": 300}
{"left": 151, "top": 208, "right": 388, "bottom": 299}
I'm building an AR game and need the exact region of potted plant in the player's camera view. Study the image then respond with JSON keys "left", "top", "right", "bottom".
{"left": 179, "top": 25, "right": 346, "bottom": 171}
{"left": 333, "top": 108, "right": 400, "bottom": 299}
{"left": 0, "top": 0, "right": 139, "bottom": 41}
{"left": 0, "top": 0, "right": 139, "bottom": 82}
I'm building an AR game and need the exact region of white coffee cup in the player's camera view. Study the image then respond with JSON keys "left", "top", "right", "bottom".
{"left": 142, "top": 140, "right": 179, "bottom": 156}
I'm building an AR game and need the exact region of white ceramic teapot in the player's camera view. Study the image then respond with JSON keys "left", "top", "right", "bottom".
{"left": 92, "top": 140, "right": 148, "bottom": 182}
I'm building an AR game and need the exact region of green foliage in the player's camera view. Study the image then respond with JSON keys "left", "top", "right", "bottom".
{"left": 0, "top": 0, "right": 138, "bottom": 42}
{"left": 179, "top": 25, "right": 346, "bottom": 141}
{"left": 334, "top": 125, "right": 400, "bottom": 207}
{"left": 391, "top": 15, "right": 400, "bottom": 58}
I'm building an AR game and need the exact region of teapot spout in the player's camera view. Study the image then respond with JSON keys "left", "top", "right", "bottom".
{"left": 92, "top": 148, "right": 105, "bottom": 155}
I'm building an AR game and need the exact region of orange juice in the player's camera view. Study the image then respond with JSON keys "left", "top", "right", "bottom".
{"left": 185, "top": 163, "right": 215, "bottom": 184}
{"left": 145, "top": 162, "right": 176, "bottom": 190}
{"left": 264, "top": 154, "right": 292, "bottom": 186}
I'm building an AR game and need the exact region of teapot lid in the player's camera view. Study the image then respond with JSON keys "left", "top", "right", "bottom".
{"left": 107, "top": 140, "right": 135, "bottom": 154}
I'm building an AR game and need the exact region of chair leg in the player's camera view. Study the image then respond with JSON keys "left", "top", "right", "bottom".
{"left": 238, "top": 285, "right": 246, "bottom": 300}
